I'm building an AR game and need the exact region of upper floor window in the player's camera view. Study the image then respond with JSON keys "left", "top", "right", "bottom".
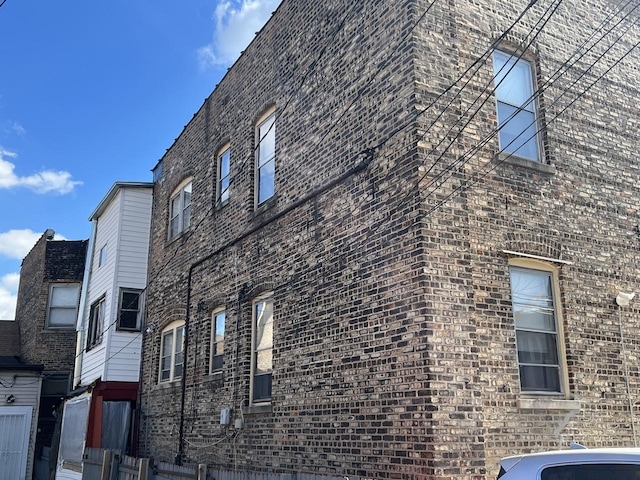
{"left": 251, "top": 294, "right": 273, "bottom": 403}
{"left": 117, "top": 289, "right": 143, "bottom": 331}
{"left": 217, "top": 145, "right": 231, "bottom": 204}
{"left": 169, "top": 180, "right": 192, "bottom": 240}
{"left": 255, "top": 110, "right": 276, "bottom": 205}
{"left": 493, "top": 51, "right": 540, "bottom": 161}
{"left": 509, "top": 260, "right": 565, "bottom": 394}
{"left": 98, "top": 245, "right": 107, "bottom": 267}
{"left": 160, "top": 321, "right": 185, "bottom": 383}
{"left": 47, "top": 283, "right": 81, "bottom": 329}
{"left": 87, "top": 296, "right": 105, "bottom": 349}
{"left": 210, "top": 309, "right": 225, "bottom": 374}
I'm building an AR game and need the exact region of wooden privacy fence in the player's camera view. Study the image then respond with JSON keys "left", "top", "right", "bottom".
{"left": 82, "top": 448, "right": 205, "bottom": 480}
{"left": 82, "top": 448, "right": 346, "bottom": 480}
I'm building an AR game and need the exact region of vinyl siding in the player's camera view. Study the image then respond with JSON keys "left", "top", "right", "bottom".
{"left": 79, "top": 186, "right": 151, "bottom": 384}
{"left": 0, "top": 371, "right": 41, "bottom": 480}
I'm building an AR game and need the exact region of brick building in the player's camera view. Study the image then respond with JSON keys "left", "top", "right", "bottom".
{"left": 139, "top": 0, "right": 640, "bottom": 478}
{"left": 15, "top": 230, "right": 88, "bottom": 480}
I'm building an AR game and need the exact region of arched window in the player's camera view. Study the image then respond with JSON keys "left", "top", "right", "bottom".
{"left": 255, "top": 108, "right": 276, "bottom": 206}
{"left": 168, "top": 179, "right": 192, "bottom": 240}
{"left": 159, "top": 320, "right": 185, "bottom": 383}
{"left": 210, "top": 308, "right": 225, "bottom": 374}
{"left": 251, "top": 293, "right": 273, "bottom": 403}
{"left": 217, "top": 145, "right": 231, "bottom": 204}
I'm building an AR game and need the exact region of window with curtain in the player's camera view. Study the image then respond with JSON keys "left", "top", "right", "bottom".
{"left": 509, "top": 266, "right": 562, "bottom": 393}
{"left": 252, "top": 295, "right": 273, "bottom": 402}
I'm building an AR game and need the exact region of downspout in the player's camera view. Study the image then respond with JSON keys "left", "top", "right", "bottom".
{"left": 619, "top": 305, "right": 637, "bottom": 446}
{"left": 74, "top": 219, "right": 97, "bottom": 388}
{"left": 176, "top": 151, "right": 375, "bottom": 463}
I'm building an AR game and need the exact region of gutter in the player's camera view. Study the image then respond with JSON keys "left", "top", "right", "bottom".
{"left": 73, "top": 219, "right": 97, "bottom": 388}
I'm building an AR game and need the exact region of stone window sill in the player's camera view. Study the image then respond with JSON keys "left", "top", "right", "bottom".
{"left": 243, "top": 403, "right": 273, "bottom": 415}
{"left": 152, "top": 379, "right": 183, "bottom": 392}
{"left": 498, "top": 153, "right": 556, "bottom": 175}
{"left": 518, "top": 397, "right": 580, "bottom": 411}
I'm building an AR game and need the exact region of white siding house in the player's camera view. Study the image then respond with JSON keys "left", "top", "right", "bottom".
{"left": 77, "top": 183, "right": 153, "bottom": 386}
{"left": 55, "top": 182, "right": 152, "bottom": 480}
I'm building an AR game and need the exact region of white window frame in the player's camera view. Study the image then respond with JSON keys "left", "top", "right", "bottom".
{"left": 116, "top": 288, "right": 143, "bottom": 331}
{"left": 217, "top": 145, "right": 231, "bottom": 204}
{"left": 46, "top": 283, "right": 81, "bottom": 329}
{"left": 250, "top": 293, "right": 273, "bottom": 404}
{"left": 255, "top": 109, "right": 276, "bottom": 206}
{"left": 210, "top": 308, "right": 225, "bottom": 374}
{"left": 508, "top": 258, "right": 568, "bottom": 395}
{"left": 159, "top": 321, "right": 185, "bottom": 383}
{"left": 87, "top": 296, "right": 105, "bottom": 349}
{"left": 493, "top": 50, "right": 540, "bottom": 162}
{"left": 169, "top": 179, "right": 192, "bottom": 240}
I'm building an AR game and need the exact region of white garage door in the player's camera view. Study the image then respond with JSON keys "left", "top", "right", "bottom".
{"left": 0, "top": 406, "right": 33, "bottom": 480}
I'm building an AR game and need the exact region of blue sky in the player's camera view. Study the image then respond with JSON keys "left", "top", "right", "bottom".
{"left": 0, "top": 0, "right": 281, "bottom": 318}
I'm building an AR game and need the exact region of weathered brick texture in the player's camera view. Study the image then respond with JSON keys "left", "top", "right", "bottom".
{"left": 16, "top": 232, "right": 87, "bottom": 371}
{"left": 140, "top": 0, "right": 640, "bottom": 479}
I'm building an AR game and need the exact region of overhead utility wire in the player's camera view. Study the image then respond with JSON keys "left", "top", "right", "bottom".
{"left": 71, "top": 2, "right": 368, "bottom": 369}
{"left": 366, "top": 0, "right": 542, "bottom": 156}
{"left": 232, "top": 0, "right": 368, "bottom": 177}
{"left": 393, "top": 0, "right": 563, "bottom": 209}
{"left": 351, "top": 0, "right": 558, "bottom": 240}
{"left": 424, "top": 32, "right": 640, "bottom": 217}
{"left": 416, "top": 0, "right": 638, "bottom": 204}
{"left": 176, "top": 0, "right": 382, "bottom": 464}
{"left": 420, "top": 1, "right": 640, "bottom": 213}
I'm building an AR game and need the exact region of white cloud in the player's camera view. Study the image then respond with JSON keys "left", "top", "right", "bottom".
{"left": 0, "top": 273, "right": 19, "bottom": 320}
{"left": 0, "top": 229, "right": 42, "bottom": 259}
{"left": 0, "top": 148, "right": 82, "bottom": 194}
{"left": 198, "top": 0, "right": 281, "bottom": 68}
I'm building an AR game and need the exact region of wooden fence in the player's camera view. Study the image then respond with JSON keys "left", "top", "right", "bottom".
{"left": 82, "top": 448, "right": 203, "bottom": 480}
{"left": 82, "top": 448, "right": 346, "bottom": 480}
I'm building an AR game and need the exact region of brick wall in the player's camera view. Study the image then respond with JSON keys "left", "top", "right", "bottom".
{"left": 140, "top": 0, "right": 640, "bottom": 478}
{"left": 16, "top": 232, "right": 87, "bottom": 371}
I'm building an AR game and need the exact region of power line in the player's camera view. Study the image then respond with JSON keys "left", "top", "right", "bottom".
{"left": 420, "top": 0, "right": 640, "bottom": 210}
{"left": 424, "top": 29, "right": 640, "bottom": 217}
{"left": 396, "top": 0, "right": 564, "bottom": 210}
{"left": 74, "top": 1, "right": 378, "bottom": 389}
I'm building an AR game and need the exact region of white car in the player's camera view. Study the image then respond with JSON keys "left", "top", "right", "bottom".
{"left": 497, "top": 447, "right": 640, "bottom": 479}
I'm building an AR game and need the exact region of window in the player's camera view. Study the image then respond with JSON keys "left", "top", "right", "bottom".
{"left": 210, "top": 309, "right": 225, "bottom": 373}
{"left": 542, "top": 464, "right": 640, "bottom": 480}
{"left": 217, "top": 145, "right": 231, "bottom": 204}
{"left": 117, "top": 289, "right": 143, "bottom": 331}
{"left": 255, "top": 110, "right": 276, "bottom": 205}
{"left": 47, "top": 283, "right": 81, "bottom": 328}
{"left": 509, "top": 261, "right": 564, "bottom": 393}
{"left": 169, "top": 180, "right": 192, "bottom": 240}
{"left": 251, "top": 295, "right": 273, "bottom": 403}
{"left": 98, "top": 245, "right": 107, "bottom": 267}
{"left": 87, "top": 296, "right": 105, "bottom": 349}
{"left": 160, "top": 321, "right": 185, "bottom": 382}
{"left": 493, "top": 50, "right": 539, "bottom": 161}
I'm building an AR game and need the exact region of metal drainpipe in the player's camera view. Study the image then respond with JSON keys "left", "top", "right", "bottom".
{"left": 175, "top": 152, "right": 375, "bottom": 463}
{"left": 73, "top": 219, "right": 97, "bottom": 388}
{"left": 619, "top": 305, "right": 637, "bottom": 447}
